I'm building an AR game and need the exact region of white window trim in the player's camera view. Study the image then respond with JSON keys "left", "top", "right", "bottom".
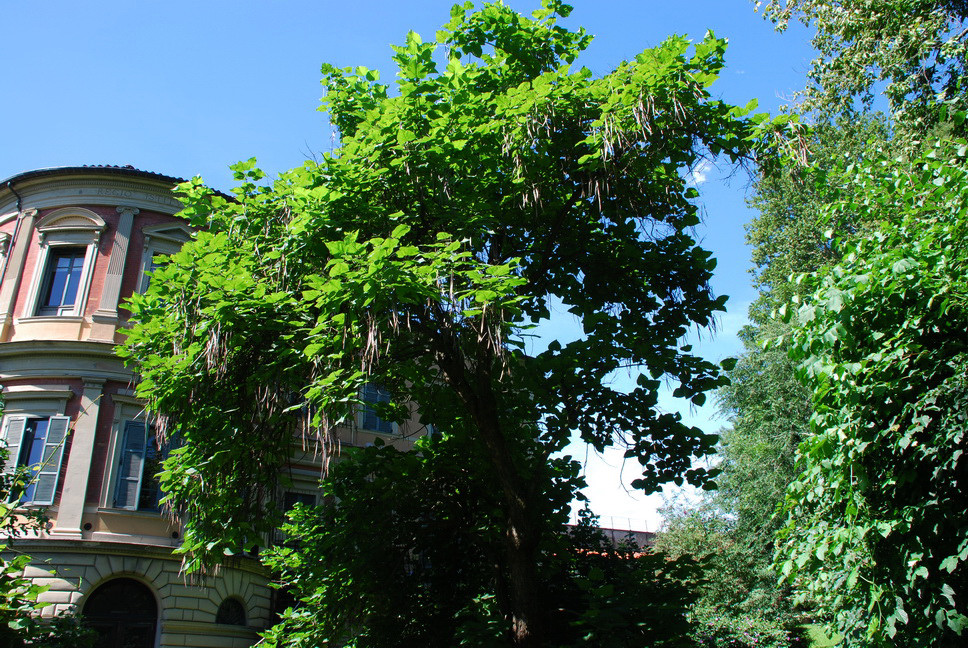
{"left": 22, "top": 208, "right": 105, "bottom": 319}
{"left": 136, "top": 224, "right": 191, "bottom": 294}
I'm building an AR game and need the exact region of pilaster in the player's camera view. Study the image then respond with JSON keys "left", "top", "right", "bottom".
{"left": 0, "top": 209, "right": 38, "bottom": 340}
{"left": 50, "top": 379, "right": 105, "bottom": 539}
{"left": 90, "top": 206, "right": 137, "bottom": 341}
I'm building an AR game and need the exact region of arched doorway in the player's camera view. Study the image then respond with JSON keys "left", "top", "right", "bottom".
{"left": 83, "top": 578, "right": 158, "bottom": 648}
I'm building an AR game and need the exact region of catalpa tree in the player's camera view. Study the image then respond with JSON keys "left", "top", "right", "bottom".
{"left": 121, "top": 2, "right": 779, "bottom": 645}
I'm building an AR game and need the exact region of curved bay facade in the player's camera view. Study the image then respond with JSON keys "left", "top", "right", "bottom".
{"left": 0, "top": 167, "right": 269, "bottom": 648}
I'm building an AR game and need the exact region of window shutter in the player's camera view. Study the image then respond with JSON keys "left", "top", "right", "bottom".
{"left": 2, "top": 417, "right": 27, "bottom": 475}
{"left": 31, "top": 415, "right": 70, "bottom": 506}
{"left": 114, "top": 421, "right": 147, "bottom": 510}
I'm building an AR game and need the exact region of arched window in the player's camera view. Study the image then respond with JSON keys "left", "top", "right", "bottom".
{"left": 215, "top": 597, "right": 247, "bottom": 626}
{"left": 83, "top": 578, "right": 157, "bottom": 648}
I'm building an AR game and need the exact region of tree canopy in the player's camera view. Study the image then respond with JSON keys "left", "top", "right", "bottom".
{"left": 120, "top": 1, "right": 780, "bottom": 645}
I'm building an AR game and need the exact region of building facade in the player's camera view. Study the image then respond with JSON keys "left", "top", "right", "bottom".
{"left": 0, "top": 166, "right": 272, "bottom": 648}
{"left": 0, "top": 165, "right": 428, "bottom": 648}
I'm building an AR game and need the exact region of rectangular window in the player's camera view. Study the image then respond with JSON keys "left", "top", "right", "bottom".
{"left": 360, "top": 383, "right": 395, "bottom": 434}
{"left": 113, "top": 421, "right": 164, "bottom": 511}
{"left": 2, "top": 415, "right": 70, "bottom": 506}
{"left": 284, "top": 491, "right": 316, "bottom": 511}
{"left": 37, "top": 247, "right": 86, "bottom": 316}
{"left": 139, "top": 254, "right": 167, "bottom": 293}
{"left": 273, "top": 490, "right": 318, "bottom": 545}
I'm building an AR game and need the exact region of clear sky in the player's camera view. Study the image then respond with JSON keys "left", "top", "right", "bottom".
{"left": 2, "top": 1, "right": 816, "bottom": 531}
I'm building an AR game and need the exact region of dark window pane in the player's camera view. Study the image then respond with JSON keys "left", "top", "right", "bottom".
{"left": 283, "top": 491, "right": 316, "bottom": 511}
{"left": 113, "top": 422, "right": 166, "bottom": 512}
{"left": 38, "top": 247, "right": 86, "bottom": 315}
{"left": 18, "top": 419, "right": 49, "bottom": 503}
{"left": 216, "top": 598, "right": 247, "bottom": 626}
{"left": 138, "top": 432, "right": 163, "bottom": 511}
{"left": 361, "top": 383, "right": 394, "bottom": 434}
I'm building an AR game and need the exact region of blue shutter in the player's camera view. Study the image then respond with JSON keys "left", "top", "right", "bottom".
{"left": 114, "top": 421, "right": 147, "bottom": 510}
{"left": 2, "top": 417, "right": 27, "bottom": 475}
{"left": 31, "top": 415, "right": 69, "bottom": 506}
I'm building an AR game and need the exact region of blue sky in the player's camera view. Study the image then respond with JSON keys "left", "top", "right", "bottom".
{"left": 2, "top": 1, "right": 816, "bottom": 530}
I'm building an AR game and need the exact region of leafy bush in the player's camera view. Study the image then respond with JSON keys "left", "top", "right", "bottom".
{"left": 778, "top": 138, "right": 968, "bottom": 645}
{"left": 691, "top": 609, "right": 804, "bottom": 648}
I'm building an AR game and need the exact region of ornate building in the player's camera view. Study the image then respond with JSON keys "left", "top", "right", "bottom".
{"left": 0, "top": 166, "right": 271, "bottom": 648}
{"left": 0, "top": 165, "right": 426, "bottom": 648}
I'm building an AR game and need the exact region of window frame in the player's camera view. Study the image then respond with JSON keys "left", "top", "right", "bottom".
{"left": 136, "top": 224, "right": 192, "bottom": 294}
{"left": 273, "top": 488, "right": 319, "bottom": 545}
{"left": 111, "top": 419, "right": 165, "bottom": 512}
{"left": 215, "top": 597, "right": 247, "bottom": 626}
{"left": 102, "top": 396, "right": 168, "bottom": 514}
{"left": 1, "top": 414, "right": 70, "bottom": 507}
{"left": 359, "top": 383, "right": 397, "bottom": 435}
{"left": 35, "top": 246, "right": 88, "bottom": 316}
{"left": 23, "top": 208, "right": 105, "bottom": 319}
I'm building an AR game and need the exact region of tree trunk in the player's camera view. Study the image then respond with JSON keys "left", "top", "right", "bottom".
{"left": 503, "top": 494, "right": 543, "bottom": 647}
{"left": 437, "top": 352, "right": 546, "bottom": 647}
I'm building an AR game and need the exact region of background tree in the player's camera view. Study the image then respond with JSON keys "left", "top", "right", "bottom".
{"left": 655, "top": 116, "right": 888, "bottom": 646}
{"left": 121, "top": 2, "right": 779, "bottom": 645}
{"left": 654, "top": 2, "right": 968, "bottom": 645}
{"left": 659, "top": 0, "right": 968, "bottom": 641}
{"left": 758, "top": 0, "right": 968, "bottom": 135}
{"left": 260, "top": 435, "right": 702, "bottom": 648}
{"left": 748, "top": 2, "right": 968, "bottom": 643}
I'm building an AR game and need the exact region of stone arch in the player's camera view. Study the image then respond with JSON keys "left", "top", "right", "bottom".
{"left": 36, "top": 207, "right": 106, "bottom": 240}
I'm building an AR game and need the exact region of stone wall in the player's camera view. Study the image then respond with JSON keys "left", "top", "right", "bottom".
{"left": 10, "top": 540, "right": 270, "bottom": 648}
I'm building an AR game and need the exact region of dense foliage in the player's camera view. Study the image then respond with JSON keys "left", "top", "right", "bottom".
{"left": 745, "top": 116, "right": 888, "bottom": 313}
{"left": 777, "top": 139, "right": 968, "bottom": 646}
{"left": 655, "top": 497, "right": 805, "bottom": 648}
{"left": 657, "top": 3, "right": 968, "bottom": 645}
{"left": 121, "top": 2, "right": 782, "bottom": 645}
{"left": 656, "top": 118, "right": 893, "bottom": 645}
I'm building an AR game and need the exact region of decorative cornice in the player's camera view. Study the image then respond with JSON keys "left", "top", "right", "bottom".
{"left": 0, "top": 176, "right": 184, "bottom": 216}
{"left": 2, "top": 384, "right": 75, "bottom": 400}
{"left": 110, "top": 393, "right": 146, "bottom": 407}
{"left": 4, "top": 538, "right": 267, "bottom": 576}
{"left": 0, "top": 339, "right": 132, "bottom": 382}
